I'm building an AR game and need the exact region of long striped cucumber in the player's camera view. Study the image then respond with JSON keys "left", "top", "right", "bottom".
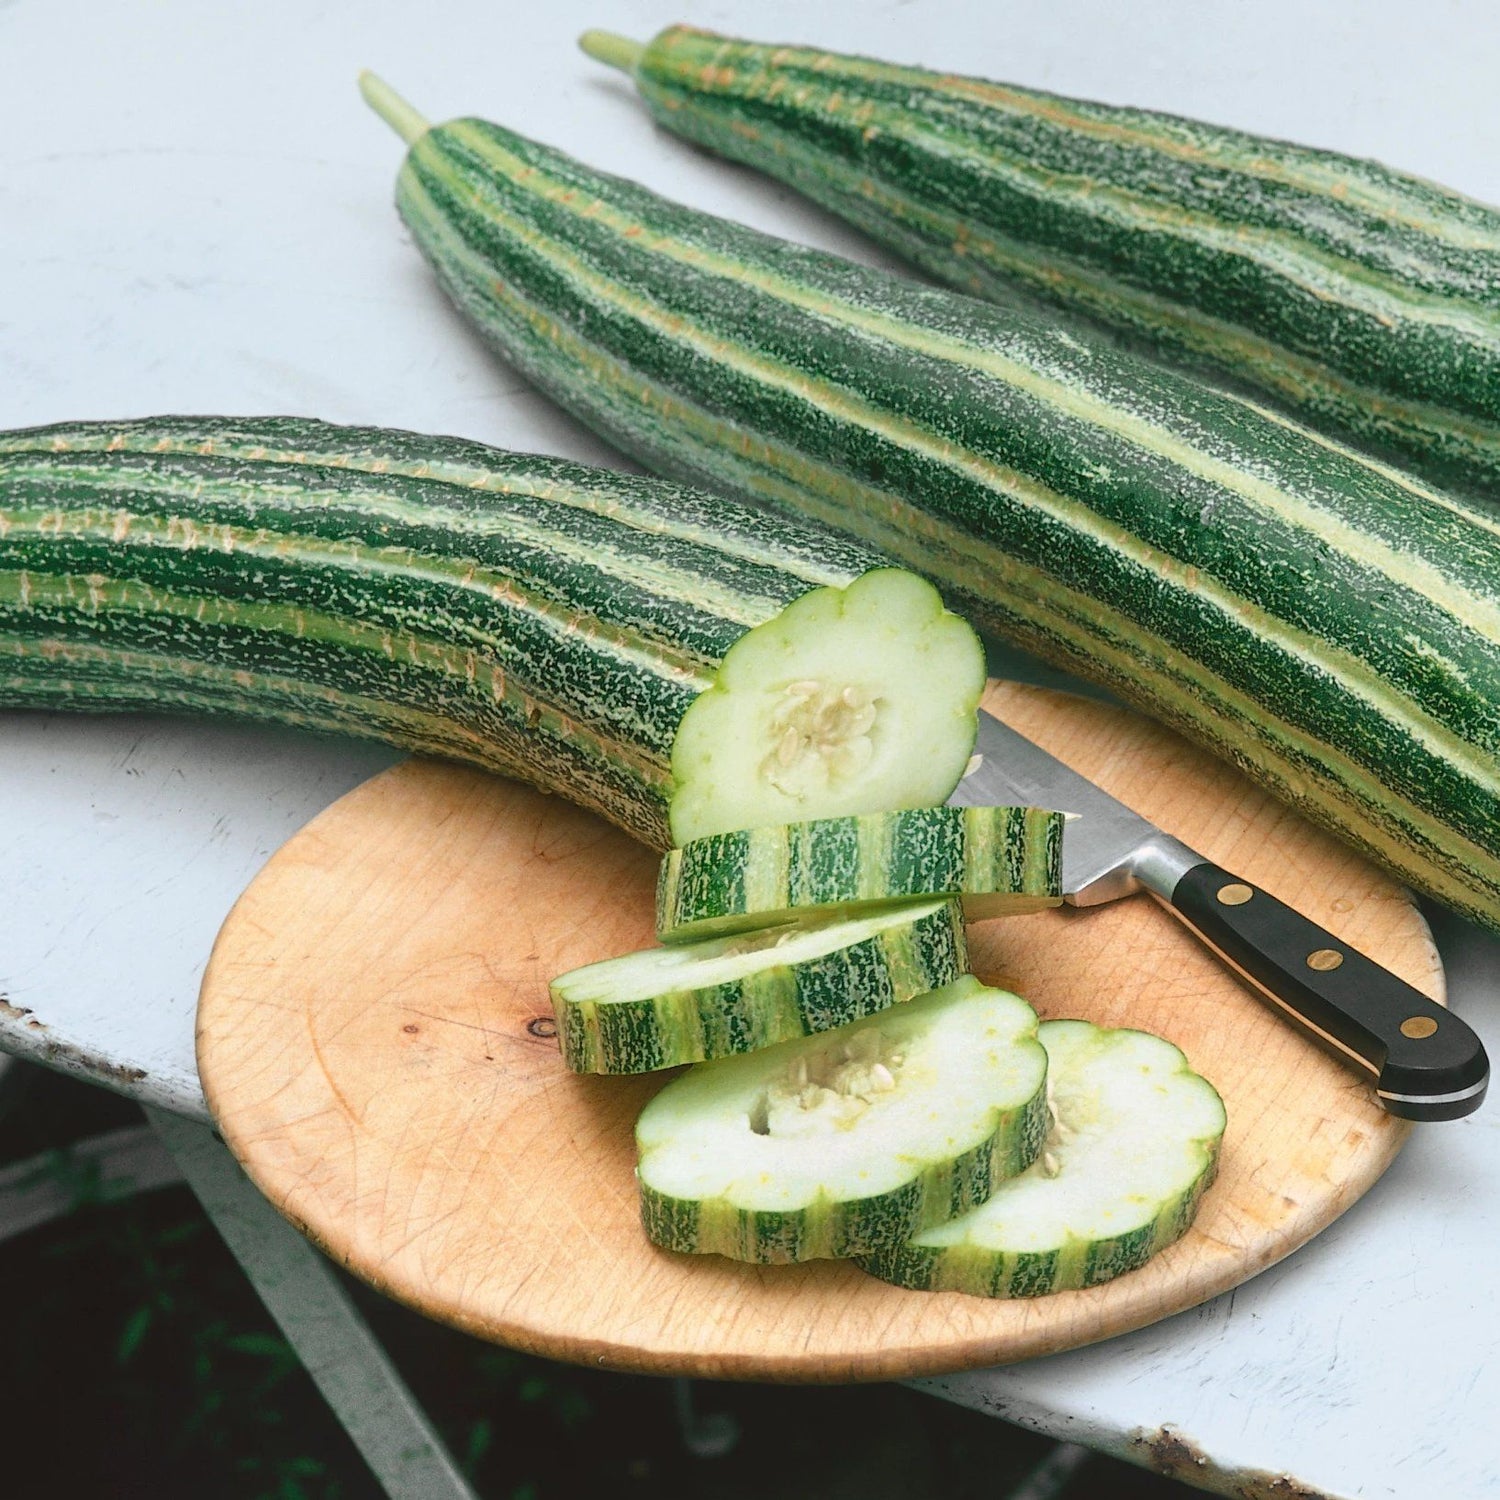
{"left": 655, "top": 805, "right": 1064, "bottom": 943}
{"left": 583, "top": 27, "right": 1500, "bottom": 500}
{"left": 551, "top": 897, "right": 965, "bottom": 1073}
{"left": 635, "top": 976, "right": 1048, "bottom": 1262}
{"left": 0, "top": 417, "right": 985, "bottom": 849}
{"left": 361, "top": 78, "right": 1500, "bottom": 932}
{"left": 859, "top": 1019, "right": 1225, "bottom": 1296}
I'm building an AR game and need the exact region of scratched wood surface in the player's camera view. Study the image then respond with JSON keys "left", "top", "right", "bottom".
{"left": 196, "top": 681, "right": 1441, "bottom": 1382}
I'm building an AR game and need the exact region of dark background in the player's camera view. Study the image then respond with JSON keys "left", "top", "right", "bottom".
{"left": 0, "top": 1059, "right": 1199, "bottom": 1500}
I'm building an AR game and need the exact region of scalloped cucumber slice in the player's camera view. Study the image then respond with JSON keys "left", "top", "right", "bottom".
{"left": 859, "top": 1020, "right": 1226, "bottom": 1296}
{"left": 635, "top": 977, "right": 1049, "bottom": 1263}
{"left": 551, "top": 897, "right": 966, "bottom": 1074}
{"left": 668, "top": 569, "right": 986, "bottom": 846}
{"left": 656, "top": 804, "right": 1064, "bottom": 943}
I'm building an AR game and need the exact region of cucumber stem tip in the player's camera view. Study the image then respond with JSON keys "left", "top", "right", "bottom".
{"left": 579, "top": 30, "right": 645, "bottom": 74}
{"left": 358, "top": 71, "right": 432, "bottom": 147}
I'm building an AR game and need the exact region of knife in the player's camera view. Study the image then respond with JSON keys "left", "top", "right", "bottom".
{"left": 948, "top": 709, "right": 1490, "bottom": 1122}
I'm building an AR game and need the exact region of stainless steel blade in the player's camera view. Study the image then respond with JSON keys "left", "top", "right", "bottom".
{"left": 946, "top": 708, "right": 1200, "bottom": 904}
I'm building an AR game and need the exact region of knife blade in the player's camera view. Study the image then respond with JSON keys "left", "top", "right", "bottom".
{"left": 947, "top": 709, "right": 1489, "bottom": 1121}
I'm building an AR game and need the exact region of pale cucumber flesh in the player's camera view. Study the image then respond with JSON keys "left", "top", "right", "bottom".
{"left": 635, "top": 976, "right": 1049, "bottom": 1262}
{"left": 858, "top": 1019, "right": 1227, "bottom": 1296}
{"left": 555, "top": 897, "right": 956, "bottom": 1003}
{"left": 667, "top": 568, "right": 985, "bottom": 846}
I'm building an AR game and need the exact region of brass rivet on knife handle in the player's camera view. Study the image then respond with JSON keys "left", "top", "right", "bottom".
{"left": 1216, "top": 882, "right": 1254, "bottom": 906}
{"left": 1401, "top": 1016, "right": 1440, "bottom": 1039}
{"left": 1306, "top": 948, "right": 1345, "bottom": 972}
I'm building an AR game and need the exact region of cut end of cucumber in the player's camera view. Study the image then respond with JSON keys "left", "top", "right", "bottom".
{"left": 667, "top": 570, "right": 985, "bottom": 846}
{"left": 858, "top": 1019, "right": 1227, "bottom": 1296}
{"left": 635, "top": 976, "right": 1049, "bottom": 1262}
{"left": 553, "top": 898, "right": 952, "bottom": 1007}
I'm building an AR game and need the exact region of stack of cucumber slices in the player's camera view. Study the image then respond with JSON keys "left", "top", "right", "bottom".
{"left": 548, "top": 569, "right": 1226, "bottom": 1298}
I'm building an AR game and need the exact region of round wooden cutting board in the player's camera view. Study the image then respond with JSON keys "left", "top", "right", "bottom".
{"left": 197, "top": 682, "right": 1442, "bottom": 1382}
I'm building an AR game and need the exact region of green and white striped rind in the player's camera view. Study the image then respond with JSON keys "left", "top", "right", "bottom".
{"left": 592, "top": 26, "right": 1500, "bottom": 499}
{"left": 378, "top": 99, "right": 1500, "bottom": 932}
{"left": 0, "top": 416, "right": 886, "bottom": 850}
{"left": 857, "top": 1019, "right": 1226, "bottom": 1296}
{"left": 636, "top": 976, "right": 1049, "bottom": 1262}
{"left": 655, "top": 805, "right": 1064, "bottom": 943}
{"left": 551, "top": 896, "right": 966, "bottom": 1074}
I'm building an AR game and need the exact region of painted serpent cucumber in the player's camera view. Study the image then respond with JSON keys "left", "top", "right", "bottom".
{"left": 550, "top": 897, "right": 966, "bottom": 1073}
{"left": 584, "top": 26, "right": 1500, "bottom": 500}
{"left": 361, "top": 78, "right": 1500, "bottom": 933}
{"left": 635, "top": 976, "right": 1048, "bottom": 1262}
{"left": 655, "top": 805, "right": 1064, "bottom": 943}
{"left": 0, "top": 418, "right": 986, "bottom": 850}
{"left": 859, "top": 1019, "right": 1226, "bottom": 1296}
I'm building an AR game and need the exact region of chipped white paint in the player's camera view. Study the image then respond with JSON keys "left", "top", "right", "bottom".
{"left": 1, "top": 1, "right": 1498, "bottom": 1497}
{"left": 0, "top": 712, "right": 397, "bottom": 1118}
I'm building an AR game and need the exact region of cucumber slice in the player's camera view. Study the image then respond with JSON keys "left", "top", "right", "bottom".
{"left": 859, "top": 1020, "right": 1227, "bottom": 1297}
{"left": 636, "top": 977, "right": 1049, "bottom": 1262}
{"left": 551, "top": 898, "right": 966, "bottom": 1075}
{"left": 668, "top": 569, "right": 986, "bottom": 846}
{"left": 656, "top": 805, "right": 1064, "bottom": 943}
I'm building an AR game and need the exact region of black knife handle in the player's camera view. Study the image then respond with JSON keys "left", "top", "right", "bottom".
{"left": 1163, "top": 861, "right": 1488, "bottom": 1121}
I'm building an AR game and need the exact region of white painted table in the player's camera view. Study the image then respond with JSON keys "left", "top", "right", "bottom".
{"left": 3, "top": 2, "right": 1498, "bottom": 1496}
